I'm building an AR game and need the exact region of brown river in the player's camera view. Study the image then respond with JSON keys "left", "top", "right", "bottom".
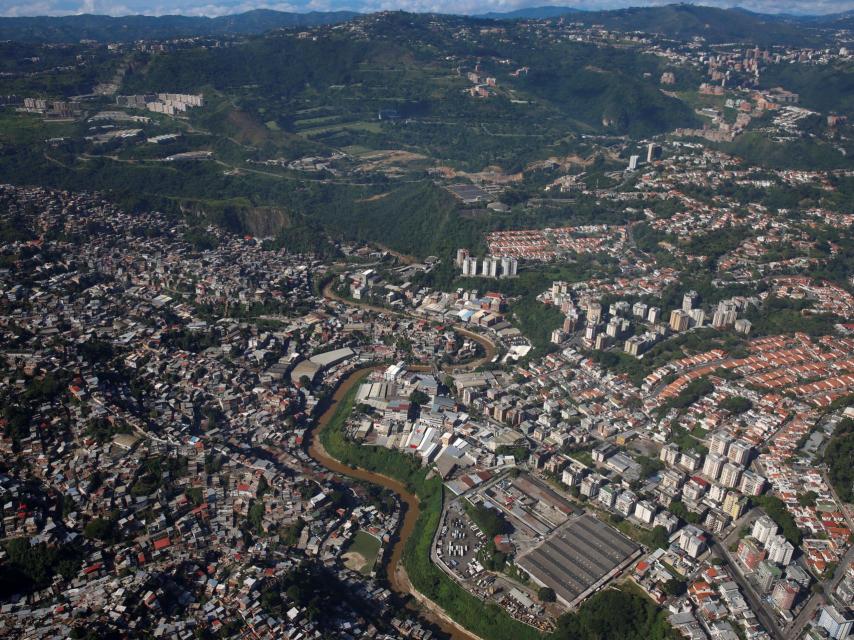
{"left": 306, "top": 366, "right": 480, "bottom": 640}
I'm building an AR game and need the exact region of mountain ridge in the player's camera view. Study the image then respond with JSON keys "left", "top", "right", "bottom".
{"left": 562, "top": 4, "right": 828, "bottom": 46}
{"left": 0, "top": 9, "right": 359, "bottom": 43}
{"left": 0, "top": 4, "right": 844, "bottom": 46}
{"left": 474, "top": 6, "right": 584, "bottom": 20}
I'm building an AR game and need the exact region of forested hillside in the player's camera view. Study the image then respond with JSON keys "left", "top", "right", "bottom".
{"left": 760, "top": 63, "right": 854, "bottom": 117}
{"left": 0, "top": 10, "right": 359, "bottom": 43}
{"left": 568, "top": 5, "right": 828, "bottom": 47}
{"left": 122, "top": 12, "right": 697, "bottom": 148}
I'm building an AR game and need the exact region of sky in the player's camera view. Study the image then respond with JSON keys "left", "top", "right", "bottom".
{"left": 1, "top": 0, "right": 852, "bottom": 18}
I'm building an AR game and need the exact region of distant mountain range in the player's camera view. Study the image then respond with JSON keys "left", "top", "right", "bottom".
{"left": 481, "top": 4, "right": 849, "bottom": 47}
{"left": 474, "top": 6, "right": 582, "bottom": 20}
{"left": 0, "top": 4, "right": 850, "bottom": 45}
{"left": 0, "top": 9, "right": 359, "bottom": 43}
{"left": 476, "top": 4, "right": 854, "bottom": 26}
{"left": 798, "top": 9, "right": 854, "bottom": 30}
{"left": 566, "top": 5, "right": 819, "bottom": 46}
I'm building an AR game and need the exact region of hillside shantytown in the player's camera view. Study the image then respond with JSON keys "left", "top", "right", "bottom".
{"left": 1, "top": 3, "right": 854, "bottom": 640}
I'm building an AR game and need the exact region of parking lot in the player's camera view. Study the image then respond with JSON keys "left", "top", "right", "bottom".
{"left": 434, "top": 494, "right": 558, "bottom": 631}
{"left": 435, "top": 499, "right": 486, "bottom": 580}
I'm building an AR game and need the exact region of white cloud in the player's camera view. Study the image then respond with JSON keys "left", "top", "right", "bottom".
{"left": 1, "top": 0, "right": 852, "bottom": 18}
{"left": 1, "top": 1, "right": 56, "bottom": 15}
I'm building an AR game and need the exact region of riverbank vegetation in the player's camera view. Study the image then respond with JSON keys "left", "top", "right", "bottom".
{"left": 314, "top": 370, "right": 677, "bottom": 640}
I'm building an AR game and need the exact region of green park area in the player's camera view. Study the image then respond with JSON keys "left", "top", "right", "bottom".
{"left": 344, "top": 530, "right": 382, "bottom": 575}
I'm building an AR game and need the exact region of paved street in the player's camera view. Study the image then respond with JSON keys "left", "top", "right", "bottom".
{"left": 709, "top": 539, "right": 785, "bottom": 640}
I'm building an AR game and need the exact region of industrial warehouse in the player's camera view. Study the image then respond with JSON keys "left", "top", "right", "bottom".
{"left": 516, "top": 515, "right": 642, "bottom": 608}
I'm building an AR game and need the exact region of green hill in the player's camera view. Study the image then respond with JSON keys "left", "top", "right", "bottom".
{"left": 760, "top": 62, "right": 854, "bottom": 118}
{"left": 570, "top": 5, "right": 827, "bottom": 47}
{"left": 0, "top": 10, "right": 359, "bottom": 43}
{"left": 475, "top": 6, "right": 583, "bottom": 20}
{"left": 0, "top": 5, "right": 839, "bottom": 47}
{"left": 122, "top": 12, "right": 696, "bottom": 156}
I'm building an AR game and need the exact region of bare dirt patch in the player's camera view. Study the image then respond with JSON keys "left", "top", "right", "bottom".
{"left": 342, "top": 551, "right": 368, "bottom": 572}
{"left": 356, "top": 192, "right": 391, "bottom": 203}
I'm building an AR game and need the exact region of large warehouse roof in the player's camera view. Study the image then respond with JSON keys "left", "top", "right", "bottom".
{"left": 516, "top": 515, "right": 640, "bottom": 608}
{"left": 309, "top": 347, "right": 355, "bottom": 367}
{"left": 290, "top": 360, "right": 321, "bottom": 384}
